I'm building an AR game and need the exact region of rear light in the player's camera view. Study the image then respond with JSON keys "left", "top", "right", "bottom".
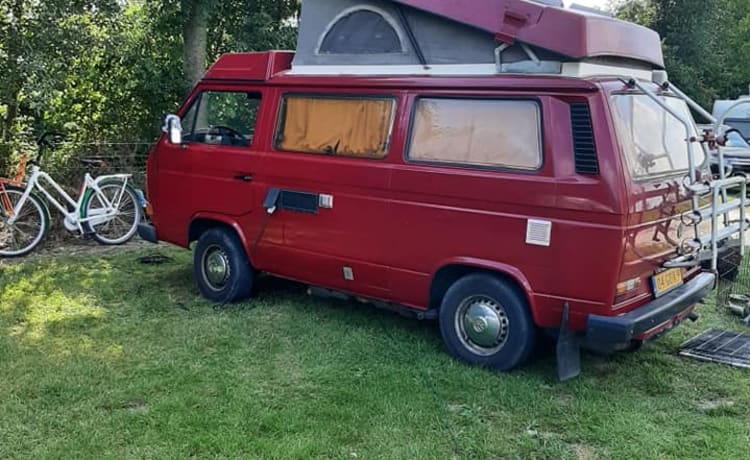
{"left": 615, "top": 277, "right": 643, "bottom": 304}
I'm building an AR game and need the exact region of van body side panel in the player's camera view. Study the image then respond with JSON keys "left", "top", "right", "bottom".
{"left": 247, "top": 87, "right": 401, "bottom": 298}
{"left": 545, "top": 93, "right": 629, "bottom": 329}
{"left": 387, "top": 92, "right": 624, "bottom": 329}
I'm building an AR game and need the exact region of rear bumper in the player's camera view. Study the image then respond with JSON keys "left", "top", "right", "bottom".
{"left": 585, "top": 272, "right": 715, "bottom": 343}
{"left": 137, "top": 223, "right": 158, "bottom": 244}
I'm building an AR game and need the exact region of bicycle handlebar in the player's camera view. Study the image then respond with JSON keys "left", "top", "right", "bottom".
{"left": 34, "top": 131, "right": 66, "bottom": 165}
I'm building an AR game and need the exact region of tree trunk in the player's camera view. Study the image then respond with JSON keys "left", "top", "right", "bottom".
{"left": 182, "top": 0, "right": 209, "bottom": 90}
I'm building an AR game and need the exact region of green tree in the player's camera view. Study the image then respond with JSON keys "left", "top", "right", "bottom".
{"left": 716, "top": 0, "right": 750, "bottom": 99}
{"left": 0, "top": 1, "right": 123, "bottom": 139}
{"left": 615, "top": 0, "right": 750, "bottom": 109}
{"left": 0, "top": 0, "right": 299, "bottom": 172}
{"left": 175, "top": 0, "right": 299, "bottom": 88}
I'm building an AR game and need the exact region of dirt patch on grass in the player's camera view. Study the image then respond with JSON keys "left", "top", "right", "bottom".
{"left": 697, "top": 398, "right": 735, "bottom": 411}
{"left": 570, "top": 443, "right": 598, "bottom": 460}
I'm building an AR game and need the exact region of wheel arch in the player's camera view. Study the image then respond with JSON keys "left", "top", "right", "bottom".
{"left": 429, "top": 258, "right": 539, "bottom": 324}
{"left": 188, "top": 213, "right": 253, "bottom": 260}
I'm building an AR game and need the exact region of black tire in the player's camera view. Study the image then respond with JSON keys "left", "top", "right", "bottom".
{"left": 0, "top": 185, "right": 50, "bottom": 257}
{"left": 193, "top": 227, "right": 254, "bottom": 303}
{"left": 439, "top": 273, "right": 536, "bottom": 371}
{"left": 81, "top": 180, "right": 141, "bottom": 245}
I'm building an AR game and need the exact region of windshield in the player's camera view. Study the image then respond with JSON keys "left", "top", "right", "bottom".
{"left": 610, "top": 94, "right": 706, "bottom": 180}
{"left": 725, "top": 119, "right": 750, "bottom": 141}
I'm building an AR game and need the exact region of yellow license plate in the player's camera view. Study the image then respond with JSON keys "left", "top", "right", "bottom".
{"left": 652, "top": 268, "right": 683, "bottom": 297}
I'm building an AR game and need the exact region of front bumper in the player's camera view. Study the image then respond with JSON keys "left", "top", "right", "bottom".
{"left": 585, "top": 272, "right": 715, "bottom": 343}
{"left": 137, "top": 223, "right": 158, "bottom": 243}
{"left": 133, "top": 188, "right": 157, "bottom": 243}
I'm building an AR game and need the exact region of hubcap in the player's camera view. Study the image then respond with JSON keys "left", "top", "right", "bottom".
{"left": 202, "top": 245, "right": 230, "bottom": 290}
{"left": 455, "top": 295, "right": 510, "bottom": 356}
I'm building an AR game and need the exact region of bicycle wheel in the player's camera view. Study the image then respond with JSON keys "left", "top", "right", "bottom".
{"left": 81, "top": 180, "right": 141, "bottom": 245}
{"left": 0, "top": 185, "right": 49, "bottom": 257}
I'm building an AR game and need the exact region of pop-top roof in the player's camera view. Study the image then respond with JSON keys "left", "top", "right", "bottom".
{"left": 392, "top": 0, "right": 663, "bottom": 68}
{"left": 202, "top": 0, "right": 665, "bottom": 81}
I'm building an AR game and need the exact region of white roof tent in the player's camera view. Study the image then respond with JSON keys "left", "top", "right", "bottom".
{"left": 291, "top": 0, "right": 664, "bottom": 77}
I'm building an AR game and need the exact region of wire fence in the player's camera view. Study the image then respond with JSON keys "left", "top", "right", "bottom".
{"left": 716, "top": 243, "right": 750, "bottom": 322}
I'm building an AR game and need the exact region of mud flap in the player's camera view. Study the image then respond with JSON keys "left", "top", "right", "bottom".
{"left": 556, "top": 303, "right": 582, "bottom": 381}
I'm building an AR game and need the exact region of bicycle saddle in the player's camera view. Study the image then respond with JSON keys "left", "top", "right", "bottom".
{"left": 78, "top": 158, "right": 106, "bottom": 168}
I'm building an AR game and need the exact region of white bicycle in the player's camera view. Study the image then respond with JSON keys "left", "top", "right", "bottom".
{"left": 0, "top": 132, "right": 142, "bottom": 257}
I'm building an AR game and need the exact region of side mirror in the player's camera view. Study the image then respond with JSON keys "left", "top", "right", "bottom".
{"left": 162, "top": 114, "right": 182, "bottom": 145}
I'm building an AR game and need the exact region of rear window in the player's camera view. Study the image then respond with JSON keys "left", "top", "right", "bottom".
{"left": 276, "top": 95, "right": 395, "bottom": 158}
{"left": 611, "top": 94, "right": 706, "bottom": 180}
{"left": 407, "top": 98, "right": 542, "bottom": 170}
{"left": 725, "top": 119, "right": 750, "bottom": 141}
{"left": 725, "top": 130, "right": 750, "bottom": 148}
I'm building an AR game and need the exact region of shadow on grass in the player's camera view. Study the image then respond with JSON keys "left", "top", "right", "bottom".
{"left": 0, "top": 248, "right": 691, "bottom": 385}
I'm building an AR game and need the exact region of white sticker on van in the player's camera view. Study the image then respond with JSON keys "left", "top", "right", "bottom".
{"left": 526, "top": 219, "right": 552, "bottom": 247}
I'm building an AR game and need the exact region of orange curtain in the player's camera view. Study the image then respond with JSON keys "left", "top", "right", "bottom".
{"left": 279, "top": 96, "right": 394, "bottom": 158}
{"left": 409, "top": 99, "right": 542, "bottom": 169}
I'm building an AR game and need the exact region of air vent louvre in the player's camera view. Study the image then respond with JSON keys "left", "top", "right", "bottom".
{"left": 570, "top": 103, "right": 599, "bottom": 175}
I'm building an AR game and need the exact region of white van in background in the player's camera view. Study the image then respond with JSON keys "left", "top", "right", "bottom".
{"left": 714, "top": 87, "right": 750, "bottom": 140}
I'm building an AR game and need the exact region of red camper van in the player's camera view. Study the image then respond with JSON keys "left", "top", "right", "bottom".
{"left": 139, "top": 0, "right": 747, "bottom": 379}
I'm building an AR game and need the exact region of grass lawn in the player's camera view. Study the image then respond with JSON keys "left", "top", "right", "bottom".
{"left": 2, "top": 247, "right": 750, "bottom": 459}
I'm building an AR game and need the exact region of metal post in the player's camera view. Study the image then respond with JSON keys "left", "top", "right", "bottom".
{"left": 712, "top": 186, "right": 719, "bottom": 271}
{"left": 741, "top": 180, "right": 747, "bottom": 258}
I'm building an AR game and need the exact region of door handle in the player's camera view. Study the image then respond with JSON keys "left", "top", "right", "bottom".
{"left": 233, "top": 174, "right": 253, "bottom": 182}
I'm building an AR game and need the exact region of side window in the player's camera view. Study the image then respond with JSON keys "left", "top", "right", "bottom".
{"left": 276, "top": 95, "right": 395, "bottom": 159}
{"left": 182, "top": 91, "right": 261, "bottom": 147}
{"left": 319, "top": 9, "right": 403, "bottom": 54}
{"left": 407, "top": 98, "right": 543, "bottom": 170}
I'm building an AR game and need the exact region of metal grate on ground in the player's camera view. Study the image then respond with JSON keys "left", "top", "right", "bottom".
{"left": 679, "top": 328, "right": 750, "bottom": 369}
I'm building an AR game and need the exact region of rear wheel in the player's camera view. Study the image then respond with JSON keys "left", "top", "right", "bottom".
{"left": 0, "top": 186, "right": 49, "bottom": 257}
{"left": 82, "top": 181, "right": 140, "bottom": 245}
{"left": 193, "top": 227, "right": 255, "bottom": 303}
{"left": 439, "top": 273, "right": 536, "bottom": 371}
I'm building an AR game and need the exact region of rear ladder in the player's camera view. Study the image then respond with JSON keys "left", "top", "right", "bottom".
{"left": 627, "top": 75, "right": 748, "bottom": 272}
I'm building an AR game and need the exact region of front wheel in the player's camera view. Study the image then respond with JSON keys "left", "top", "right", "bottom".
{"left": 0, "top": 185, "right": 50, "bottom": 257}
{"left": 193, "top": 228, "right": 255, "bottom": 303}
{"left": 81, "top": 181, "right": 141, "bottom": 245}
{"left": 439, "top": 273, "right": 536, "bottom": 371}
